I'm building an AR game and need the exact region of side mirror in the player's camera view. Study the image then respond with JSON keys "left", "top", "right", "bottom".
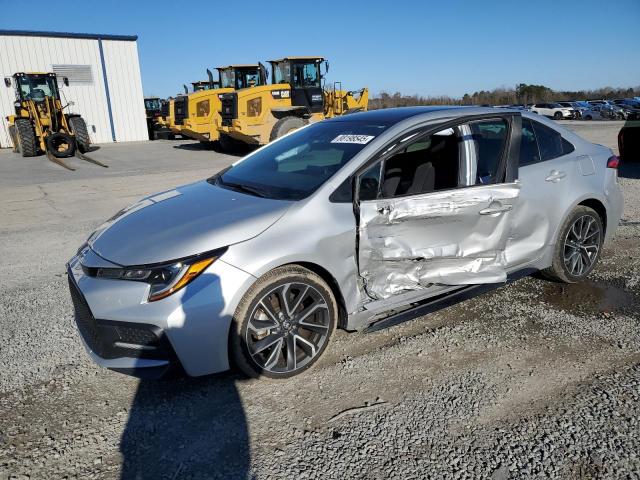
{"left": 4, "top": 77, "right": 11, "bottom": 87}
{"left": 63, "top": 77, "right": 69, "bottom": 87}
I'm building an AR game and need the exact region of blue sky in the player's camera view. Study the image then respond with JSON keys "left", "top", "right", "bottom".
{"left": 2, "top": 0, "right": 639, "bottom": 98}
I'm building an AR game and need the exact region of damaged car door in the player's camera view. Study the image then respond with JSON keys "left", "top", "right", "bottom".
{"left": 356, "top": 115, "right": 521, "bottom": 302}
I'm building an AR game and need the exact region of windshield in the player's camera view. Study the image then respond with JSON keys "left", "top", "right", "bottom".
{"left": 144, "top": 98, "right": 161, "bottom": 110}
{"left": 236, "top": 68, "right": 260, "bottom": 89}
{"left": 292, "top": 62, "right": 321, "bottom": 87}
{"left": 220, "top": 69, "right": 235, "bottom": 88}
{"left": 16, "top": 75, "right": 59, "bottom": 102}
{"left": 214, "top": 121, "right": 388, "bottom": 200}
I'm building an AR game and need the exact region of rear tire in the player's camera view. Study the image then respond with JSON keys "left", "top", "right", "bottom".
{"left": 542, "top": 206, "right": 603, "bottom": 283}
{"left": 553, "top": 111, "right": 563, "bottom": 120}
{"left": 269, "top": 116, "right": 306, "bottom": 142}
{"left": 230, "top": 265, "right": 337, "bottom": 379}
{"left": 8, "top": 125, "right": 19, "bottom": 153}
{"left": 68, "top": 116, "right": 91, "bottom": 152}
{"left": 15, "top": 119, "right": 38, "bottom": 157}
{"left": 584, "top": 115, "right": 593, "bottom": 121}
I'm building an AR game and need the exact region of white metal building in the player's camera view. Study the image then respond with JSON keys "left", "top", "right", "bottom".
{"left": 0, "top": 30, "right": 148, "bottom": 148}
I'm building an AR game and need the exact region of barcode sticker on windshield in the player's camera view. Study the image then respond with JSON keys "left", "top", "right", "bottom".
{"left": 331, "top": 134, "right": 375, "bottom": 144}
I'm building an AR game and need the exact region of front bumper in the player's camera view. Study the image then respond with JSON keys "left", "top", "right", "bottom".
{"left": 67, "top": 251, "right": 256, "bottom": 377}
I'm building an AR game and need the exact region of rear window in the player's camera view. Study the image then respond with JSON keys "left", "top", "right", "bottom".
{"left": 531, "top": 121, "right": 564, "bottom": 161}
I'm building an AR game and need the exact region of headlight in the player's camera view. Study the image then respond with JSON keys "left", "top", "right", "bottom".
{"left": 91, "top": 254, "right": 218, "bottom": 302}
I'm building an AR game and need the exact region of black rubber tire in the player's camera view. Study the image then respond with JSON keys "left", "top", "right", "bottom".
{"left": 269, "top": 116, "right": 306, "bottom": 142}
{"left": 229, "top": 265, "right": 338, "bottom": 379}
{"left": 68, "top": 116, "right": 91, "bottom": 152}
{"left": 541, "top": 206, "right": 604, "bottom": 283}
{"left": 46, "top": 132, "right": 77, "bottom": 158}
{"left": 553, "top": 111, "right": 563, "bottom": 120}
{"left": 584, "top": 115, "right": 592, "bottom": 121}
{"left": 15, "top": 119, "right": 38, "bottom": 157}
{"left": 8, "top": 125, "right": 19, "bottom": 153}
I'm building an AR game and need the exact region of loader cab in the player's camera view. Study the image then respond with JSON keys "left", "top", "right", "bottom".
{"left": 11, "top": 72, "right": 61, "bottom": 103}
{"left": 192, "top": 81, "right": 218, "bottom": 92}
{"left": 144, "top": 97, "right": 162, "bottom": 117}
{"left": 269, "top": 57, "right": 326, "bottom": 114}
{"left": 216, "top": 65, "right": 266, "bottom": 90}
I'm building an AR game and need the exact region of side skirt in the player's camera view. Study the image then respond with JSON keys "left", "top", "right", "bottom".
{"left": 364, "top": 268, "right": 537, "bottom": 333}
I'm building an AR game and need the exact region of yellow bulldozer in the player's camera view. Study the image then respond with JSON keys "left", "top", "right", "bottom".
{"left": 217, "top": 57, "right": 368, "bottom": 149}
{"left": 179, "top": 64, "right": 267, "bottom": 145}
{"left": 5, "top": 72, "right": 106, "bottom": 170}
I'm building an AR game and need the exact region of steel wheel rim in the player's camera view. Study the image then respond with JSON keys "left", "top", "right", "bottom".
{"left": 246, "top": 282, "right": 331, "bottom": 374}
{"left": 563, "top": 214, "right": 601, "bottom": 277}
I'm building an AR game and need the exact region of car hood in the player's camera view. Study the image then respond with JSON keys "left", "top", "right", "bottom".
{"left": 88, "top": 180, "right": 292, "bottom": 266}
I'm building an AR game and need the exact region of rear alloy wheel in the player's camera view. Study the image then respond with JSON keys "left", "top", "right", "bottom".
{"left": 543, "top": 206, "right": 603, "bottom": 283}
{"left": 554, "top": 111, "right": 563, "bottom": 120}
{"left": 231, "top": 266, "right": 337, "bottom": 378}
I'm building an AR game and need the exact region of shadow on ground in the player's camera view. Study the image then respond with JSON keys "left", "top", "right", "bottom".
{"left": 120, "top": 374, "right": 252, "bottom": 480}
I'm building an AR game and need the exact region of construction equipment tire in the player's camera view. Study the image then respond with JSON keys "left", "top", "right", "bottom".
{"left": 269, "top": 116, "right": 305, "bottom": 142}
{"left": 46, "top": 132, "right": 77, "bottom": 158}
{"left": 68, "top": 116, "right": 91, "bottom": 152}
{"left": 15, "top": 119, "right": 38, "bottom": 157}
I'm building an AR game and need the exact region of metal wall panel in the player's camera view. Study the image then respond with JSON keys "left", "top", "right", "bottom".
{"left": 0, "top": 34, "right": 146, "bottom": 148}
{"left": 100, "top": 40, "right": 148, "bottom": 142}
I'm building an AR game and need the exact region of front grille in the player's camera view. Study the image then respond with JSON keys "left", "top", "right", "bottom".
{"left": 67, "top": 274, "right": 175, "bottom": 361}
{"left": 220, "top": 93, "right": 238, "bottom": 126}
{"left": 174, "top": 95, "right": 188, "bottom": 125}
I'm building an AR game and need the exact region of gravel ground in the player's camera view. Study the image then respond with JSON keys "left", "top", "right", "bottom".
{"left": 0, "top": 124, "right": 638, "bottom": 480}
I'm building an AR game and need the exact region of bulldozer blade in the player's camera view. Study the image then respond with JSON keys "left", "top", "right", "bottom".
{"left": 75, "top": 150, "right": 108, "bottom": 168}
{"left": 46, "top": 150, "right": 75, "bottom": 171}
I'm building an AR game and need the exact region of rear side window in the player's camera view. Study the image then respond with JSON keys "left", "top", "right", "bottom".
{"left": 519, "top": 118, "right": 540, "bottom": 166}
{"left": 531, "top": 121, "right": 564, "bottom": 161}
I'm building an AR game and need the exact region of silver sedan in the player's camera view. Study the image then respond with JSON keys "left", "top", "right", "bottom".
{"left": 67, "top": 107, "right": 624, "bottom": 379}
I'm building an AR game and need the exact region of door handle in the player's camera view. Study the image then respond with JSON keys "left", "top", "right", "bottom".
{"left": 479, "top": 204, "right": 513, "bottom": 215}
{"left": 545, "top": 170, "right": 566, "bottom": 183}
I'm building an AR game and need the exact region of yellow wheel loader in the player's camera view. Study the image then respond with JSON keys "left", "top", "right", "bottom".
{"left": 4, "top": 72, "right": 106, "bottom": 171}
{"left": 179, "top": 65, "right": 267, "bottom": 145}
{"left": 217, "top": 57, "right": 368, "bottom": 148}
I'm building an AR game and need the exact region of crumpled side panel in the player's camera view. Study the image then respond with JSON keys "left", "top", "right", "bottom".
{"left": 359, "top": 184, "right": 520, "bottom": 300}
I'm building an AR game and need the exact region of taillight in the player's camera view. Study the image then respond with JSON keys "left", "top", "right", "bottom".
{"left": 607, "top": 155, "right": 620, "bottom": 169}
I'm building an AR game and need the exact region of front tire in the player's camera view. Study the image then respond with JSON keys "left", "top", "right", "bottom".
{"left": 230, "top": 265, "right": 337, "bottom": 379}
{"left": 15, "top": 119, "right": 38, "bottom": 157}
{"left": 542, "top": 206, "right": 603, "bottom": 283}
{"left": 68, "top": 116, "right": 91, "bottom": 152}
{"left": 269, "top": 116, "right": 306, "bottom": 142}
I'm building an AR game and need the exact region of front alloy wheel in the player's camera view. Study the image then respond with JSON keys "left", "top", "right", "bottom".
{"left": 231, "top": 266, "right": 337, "bottom": 378}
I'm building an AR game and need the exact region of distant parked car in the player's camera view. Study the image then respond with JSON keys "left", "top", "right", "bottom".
{"left": 531, "top": 103, "right": 574, "bottom": 119}
{"left": 612, "top": 99, "right": 640, "bottom": 109}
{"left": 557, "top": 102, "right": 581, "bottom": 118}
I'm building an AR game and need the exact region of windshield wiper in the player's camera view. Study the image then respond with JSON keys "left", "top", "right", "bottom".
{"left": 216, "top": 177, "right": 268, "bottom": 198}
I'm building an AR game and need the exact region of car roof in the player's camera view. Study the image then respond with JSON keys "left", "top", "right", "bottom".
{"left": 325, "top": 106, "right": 516, "bottom": 126}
